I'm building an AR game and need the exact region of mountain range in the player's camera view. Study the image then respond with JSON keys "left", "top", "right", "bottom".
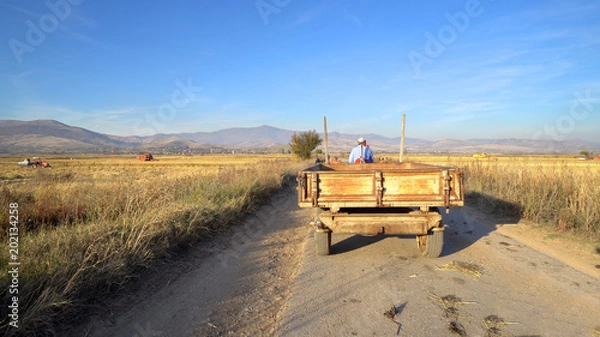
{"left": 0, "top": 119, "right": 597, "bottom": 155}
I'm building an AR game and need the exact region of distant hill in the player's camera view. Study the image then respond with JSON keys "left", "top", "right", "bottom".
{"left": 0, "top": 119, "right": 597, "bottom": 155}
{"left": 0, "top": 120, "right": 215, "bottom": 154}
{"left": 426, "top": 138, "right": 595, "bottom": 154}
{"left": 164, "top": 125, "right": 295, "bottom": 148}
{"left": 0, "top": 120, "right": 127, "bottom": 154}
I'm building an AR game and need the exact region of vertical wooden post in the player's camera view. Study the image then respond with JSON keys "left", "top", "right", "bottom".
{"left": 323, "top": 116, "right": 330, "bottom": 164}
{"left": 400, "top": 114, "right": 406, "bottom": 163}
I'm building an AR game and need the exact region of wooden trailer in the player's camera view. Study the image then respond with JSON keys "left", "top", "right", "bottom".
{"left": 297, "top": 162, "right": 464, "bottom": 257}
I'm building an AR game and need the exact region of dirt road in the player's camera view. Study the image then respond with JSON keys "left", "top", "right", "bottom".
{"left": 79, "top": 186, "right": 600, "bottom": 337}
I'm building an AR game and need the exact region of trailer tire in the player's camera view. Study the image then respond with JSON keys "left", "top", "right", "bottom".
{"left": 416, "top": 228, "right": 443, "bottom": 258}
{"left": 315, "top": 229, "right": 332, "bottom": 256}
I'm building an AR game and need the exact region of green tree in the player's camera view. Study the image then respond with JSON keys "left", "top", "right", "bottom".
{"left": 579, "top": 150, "right": 590, "bottom": 157}
{"left": 289, "top": 130, "right": 323, "bottom": 160}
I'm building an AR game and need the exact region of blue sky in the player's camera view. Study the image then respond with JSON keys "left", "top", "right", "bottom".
{"left": 1, "top": 0, "right": 599, "bottom": 142}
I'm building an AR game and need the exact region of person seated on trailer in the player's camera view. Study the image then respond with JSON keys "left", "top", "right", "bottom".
{"left": 348, "top": 137, "right": 374, "bottom": 164}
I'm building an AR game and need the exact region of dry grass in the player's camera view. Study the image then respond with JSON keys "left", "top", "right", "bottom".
{"left": 436, "top": 261, "right": 483, "bottom": 280}
{"left": 430, "top": 293, "right": 476, "bottom": 314}
{"left": 0, "top": 154, "right": 306, "bottom": 337}
{"left": 483, "top": 315, "right": 519, "bottom": 330}
{"left": 407, "top": 154, "right": 600, "bottom": 238}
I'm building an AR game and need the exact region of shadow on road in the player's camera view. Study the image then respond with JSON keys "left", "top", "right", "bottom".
{"left": 327, "top": 193, "right": 523, "bottom": 257}
{"left": 330, "top": 234, "right": 389, "bottom": 254}
{"left": 466, "top": 191, "right": 522, "bottom": 219}
{"left": 441, "top": 193, "right": 522, "bottom": 257}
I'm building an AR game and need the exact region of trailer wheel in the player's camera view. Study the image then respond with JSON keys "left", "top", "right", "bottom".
{"left": 315, "top": 229, "right": 332, "bottom": 256}
{"left": 416, "top": 228, "right": 444, "bottom": 258}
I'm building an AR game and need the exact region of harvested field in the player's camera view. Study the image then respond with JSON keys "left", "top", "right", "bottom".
{"left": 405, "top": 154, "right": 600, "bottom": 237}
{"left": 2, "top": 153, "right": 598, "bottom": 337}
{"left": 0, "top": 154, "right": 305, "bottom": 337}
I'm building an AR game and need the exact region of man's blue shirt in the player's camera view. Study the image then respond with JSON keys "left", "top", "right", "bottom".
{"left": 348, "top": 145, "right": 374, "bottom": 163}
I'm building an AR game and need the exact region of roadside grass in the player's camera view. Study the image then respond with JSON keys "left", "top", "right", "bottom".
{"left": 465, "top": 160, "right": 600, "bottom": 235}
{"left": 0, "top": 154, "right": 305, "bottom": 337}
{"left": 407, "top": 155, "right": 600, "bottom": 237}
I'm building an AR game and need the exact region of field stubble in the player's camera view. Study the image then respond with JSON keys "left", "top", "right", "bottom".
{"left": 1, "top": 154, "right": 599, "bottom": 336}
{"left": 0, "top": 154, "right": 305, "bottom": 337}
{"left": 408, "top": 154, "right": 600, "bottom": 236}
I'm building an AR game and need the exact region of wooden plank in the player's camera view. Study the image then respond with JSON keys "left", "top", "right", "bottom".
{"left": 318, "top": 210, "right": 442, "bottom": 235}
{"left": 383, "top": 172, "right": 441, "bottom": 196}
{"left": 318, "top": 173, "right": 374, "bottom": 197}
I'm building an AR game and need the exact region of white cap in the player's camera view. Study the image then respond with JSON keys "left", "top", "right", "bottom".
{"left": 357, "top": 137, "right": 366, "bottom": 144}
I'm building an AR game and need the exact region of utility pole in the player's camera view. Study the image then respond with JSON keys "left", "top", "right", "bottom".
{"left": 323, "top": 116, "right": 330, "bottom": 164}
{"left": 400, "top": 114, "right": 406, "bottom": 163}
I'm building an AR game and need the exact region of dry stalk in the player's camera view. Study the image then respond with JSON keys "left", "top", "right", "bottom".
{"left": 429, "top": 293, "right": 476, "bottom": 320}
{"left": 383, "top": 306, "right": 403, "bottom": 335}
{"left": 383, "top": 306, "right": 397, "bottom": 319}
{"left": 483, "top": 315, "right": 519, "bottom": 330}
{"left": 436, "top": 261, "right": 482, "bottom": 280}
{"left": 448, "top": 321, "right": 468, "bottom": 336}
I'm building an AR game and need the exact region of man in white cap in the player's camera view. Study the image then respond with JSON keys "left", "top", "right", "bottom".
{"left": 348, "top": 137, "right": 374, "bottom": 163}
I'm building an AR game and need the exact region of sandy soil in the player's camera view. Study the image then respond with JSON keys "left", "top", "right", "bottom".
{"left": 74, "top": 186, "right": 314, "bottom": 337}
{"left": 74, "top": 186, "right": 600, "bottom": 337}
{"left": 278, "top": 205, "right": 599, "bottom": 336}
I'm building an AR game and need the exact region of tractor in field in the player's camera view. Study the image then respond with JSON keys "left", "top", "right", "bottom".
{"left": 137, "top": 153, "right": 155, "bottom": 161}
{"left": 18, "top": 158, "right": 51, "bottom": 168}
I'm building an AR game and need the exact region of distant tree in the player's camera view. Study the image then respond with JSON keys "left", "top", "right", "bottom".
{"left": 289, "top": 130, "right": 323, "bottom": 160}
{"left": 580, "top": 150, "right": 590, "bottom": 157}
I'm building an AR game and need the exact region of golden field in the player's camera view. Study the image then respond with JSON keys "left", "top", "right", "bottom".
{"left": 0, "top": 154, "right": 306, "bottom": 336}
{"left": 406, "top": 154, "right": 600, "bottom": 235}
{"left": 0, "top": 153, "right": 598, "bottom": 336}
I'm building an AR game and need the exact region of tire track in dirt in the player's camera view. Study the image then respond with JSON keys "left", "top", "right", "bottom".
{"left": 277, "top": 207, "right": 600, "bottom": 337}
{"left": 76, "top": 186, "right": 313, "bottom": 337}
{"left": 73, "top": 188, "right": 600, "bottom": 337}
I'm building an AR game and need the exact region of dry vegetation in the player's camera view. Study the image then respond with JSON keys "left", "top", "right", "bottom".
{"left": 0, "top": 154, "right": 305, "bottom": 337}
{"left": 1, "top": 153, "right": 598, "bottom": 336}
{"left": 408, "top": 154, "right": 600, "bottom": 237}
